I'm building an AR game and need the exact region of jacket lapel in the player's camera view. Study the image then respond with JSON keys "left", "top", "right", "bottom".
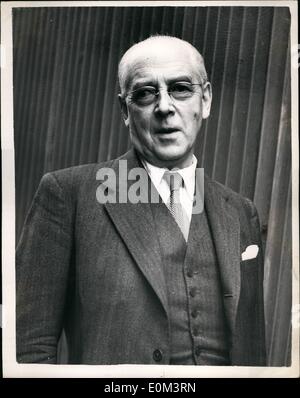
{"left": 103, "top": 150, "right": 168, "bottom": 315}
{"left": 204, "top": 175, "right": 241, "bottom": 338}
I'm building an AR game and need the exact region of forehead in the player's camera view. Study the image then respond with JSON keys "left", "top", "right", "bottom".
{"left": 123, "top": 43, "right": 200, "bottom": 88}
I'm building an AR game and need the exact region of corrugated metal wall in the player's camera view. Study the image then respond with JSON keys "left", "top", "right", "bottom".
{"left": 13, "top": 6, "right": 292, "bottom": 366}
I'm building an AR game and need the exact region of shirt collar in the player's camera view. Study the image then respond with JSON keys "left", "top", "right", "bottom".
{"left": 142, "top": 155, "right": 198, "bottom": 200}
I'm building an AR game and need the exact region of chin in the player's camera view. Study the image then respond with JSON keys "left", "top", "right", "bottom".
{"left": 155, "top": 147, "right": 187, "bottom": 162}
{"left": 152, "top": 149, "right": 191, "bottom": 169}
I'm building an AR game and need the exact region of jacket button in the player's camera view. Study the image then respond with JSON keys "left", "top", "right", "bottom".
{"left": 153, "top": 349, "right": 163, "bottom": 362}
{"left": 187, "top": 269, "right": 193, "bottom": 277}
{"left": 191, "top": 309, "right": 198, "bottom": 318}
{"left": 190, "top": 288, "right": 197, "bottom": 297}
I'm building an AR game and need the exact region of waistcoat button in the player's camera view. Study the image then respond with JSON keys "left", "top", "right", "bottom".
{"left": 193, "top": 327, "right": 200, "bottom": 336}
{"left": 153, "top": 349, "right": 163, "bottom": 362}
{"left": 187, "top": 270, "right": 193, "bottom": 277}
{"left": 195, "top": 346, "right": 201, "bottom": 356}
{"left": 191, "top": 309, "right": 198, "bottom": 318}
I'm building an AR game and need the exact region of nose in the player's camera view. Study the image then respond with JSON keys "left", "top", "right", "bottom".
{"left": 154, "top": 89, "right": 175, "bottom": 117}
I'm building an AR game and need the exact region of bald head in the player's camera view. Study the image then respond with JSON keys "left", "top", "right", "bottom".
{"left": 118, "top": 35, "right": 208, "bottom": 96}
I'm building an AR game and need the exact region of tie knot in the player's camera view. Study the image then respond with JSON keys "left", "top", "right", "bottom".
{"left": 163, "top": 171, "right": 183, "bottom": 192}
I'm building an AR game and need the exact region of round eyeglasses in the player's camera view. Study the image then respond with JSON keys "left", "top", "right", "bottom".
{"left": 126, "top": 81, "right": 204, "bottom": 106}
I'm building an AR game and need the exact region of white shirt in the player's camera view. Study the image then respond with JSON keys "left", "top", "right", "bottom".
{"left": 142, "top": 156, "right": 197, "bottom": 223}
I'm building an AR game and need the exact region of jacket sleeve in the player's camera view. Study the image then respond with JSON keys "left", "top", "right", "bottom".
{"left": 16, "top": 172, "right": 74, "bottom": 363}
{"left": 249, "top": 200, "right": 267, "bottom": 365}
{"left": 240, "top": 198, "right": 267, "bottom": 366}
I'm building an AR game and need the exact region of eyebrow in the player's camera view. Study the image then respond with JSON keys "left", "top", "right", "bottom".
{"left": 131, "top": 75, "right": 194, "bottom": 90}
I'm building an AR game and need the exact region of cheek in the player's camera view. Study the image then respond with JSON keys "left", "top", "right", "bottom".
{"left": 129, "top": 108, "right": 151, "bottom": 131}
{"left": 184, "top": 110, "right": 201, "bottom": 127}
{"left": 181, "top": 106, "right": 203, "bottom": 140}
{"left": 192, "top": 101, "right": 203, "bottom": 123}
{"left": 181, "top": 100, "right": 202, "bottom": 124}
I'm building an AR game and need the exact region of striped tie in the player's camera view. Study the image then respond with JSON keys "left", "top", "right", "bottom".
{"left": 164, "top": 171, "right": 190, "bottom": 241}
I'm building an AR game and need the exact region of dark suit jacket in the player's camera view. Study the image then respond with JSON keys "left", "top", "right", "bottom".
{"left": 16, "top": 149, "right": 266, "bottom": 365}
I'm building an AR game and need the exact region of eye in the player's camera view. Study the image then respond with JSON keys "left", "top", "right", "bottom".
{"left": 170, "top": 82, "right": 193, "bottom": 96}
{"left": 131, "top": 86, "right": 156, "bottom": 103}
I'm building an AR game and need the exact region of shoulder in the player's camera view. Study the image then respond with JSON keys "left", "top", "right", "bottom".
{"left": 48, "top": 160, "right": 115, "bottom": 185}
{"left": 39, "top": 160, "right": 115, "bottom": 192}
{"left": 31, "top": 160, "right": 116, "bottom": 210}
{"left": 39, "top": 149, "right": 137, "bottom": 194}
{"left": 205, "top": 176, "right": 258, "bottom": 221}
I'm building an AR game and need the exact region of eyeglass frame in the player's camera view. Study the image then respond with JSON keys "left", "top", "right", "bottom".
{"left": 123, "top": 81, "right": 207, "bottom": 106}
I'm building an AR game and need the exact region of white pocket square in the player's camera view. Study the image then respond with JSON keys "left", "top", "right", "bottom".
{"left": 241, "top": 245, "right": 259, "bottom": 261}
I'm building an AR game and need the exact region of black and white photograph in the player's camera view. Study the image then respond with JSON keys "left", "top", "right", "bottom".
{"left": 1, "top": 1, "right": 298, "bottom": 377}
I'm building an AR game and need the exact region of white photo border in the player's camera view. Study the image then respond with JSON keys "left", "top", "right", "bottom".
{"left": 1, "top": 0, "right": 299, "bottom": 378}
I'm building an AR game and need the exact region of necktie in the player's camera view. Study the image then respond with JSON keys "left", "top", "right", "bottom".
{"left": 163, "top": 171, "right": 190, "bottom": 241}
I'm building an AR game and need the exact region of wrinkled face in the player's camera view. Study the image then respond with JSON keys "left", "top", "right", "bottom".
{"left": 119, "top": 42, "right": 212, "bottom": 169}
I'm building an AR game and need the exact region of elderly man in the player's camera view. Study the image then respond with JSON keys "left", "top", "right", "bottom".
{"left": 16, "top": 35, "right": 266, "bottom": 366}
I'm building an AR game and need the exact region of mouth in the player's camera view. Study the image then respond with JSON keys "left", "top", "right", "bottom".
{"left": 155, "top": 127, "right": 180, "bottom": 135}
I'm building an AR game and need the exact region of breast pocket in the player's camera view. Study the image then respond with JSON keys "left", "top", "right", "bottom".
{"left": 241, "top": 257, "right": 259, "bottom": 273}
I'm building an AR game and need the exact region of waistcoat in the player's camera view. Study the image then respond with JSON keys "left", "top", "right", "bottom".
{"left": 150, "top": 201, "right": 230, "bottom": 365}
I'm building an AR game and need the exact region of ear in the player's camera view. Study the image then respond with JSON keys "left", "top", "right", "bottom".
{"left": 118, "top": 94, "right": 129, "bottom": 127}
{"left": 201, "top": 82, "right": 212, "bottom": 119}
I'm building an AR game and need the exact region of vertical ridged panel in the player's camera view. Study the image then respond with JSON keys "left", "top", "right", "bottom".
{"left": 254, "top": 8, "right": 291, "bottom": 229}
{"left": 263, "top": 46, "right": 292, "bottom": 365}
